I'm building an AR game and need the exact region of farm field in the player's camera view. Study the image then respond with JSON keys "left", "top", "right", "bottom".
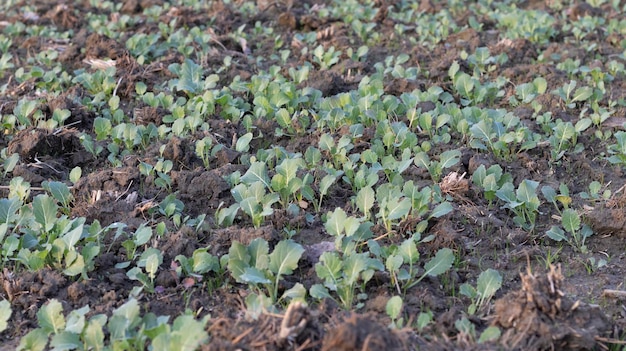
{"left": 1, "top": 0, "right": 626, "bottom": 350}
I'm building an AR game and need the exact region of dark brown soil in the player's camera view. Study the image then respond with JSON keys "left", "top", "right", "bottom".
{"left": 1, "top": 0, "right": 626, "bottom": 350}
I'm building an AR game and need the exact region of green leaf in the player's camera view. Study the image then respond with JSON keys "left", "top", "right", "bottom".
{"left": 386, "top": 255, "right": 403, "bottom": 272}
{"left": 240, "top": 161, "right": 270, "bottom": 188}
{"left": 248, "top": 238, "right": 270, "bottom": 270}
{"left": 571, "top": 86, "right": 593, "bottom": 103}
{"left": 235, "top": 132, "right": 253, "bottom": 152}
{"left": 386, "top": 296, "right": 403, "bottom": 320}
{"left": 0, "top": 197, "right": 20, "bottom": 223}
{"left": 69, "top": 167, "right": 81, "bottom": 184}
{"left": 269, "top": 240, "right": 304, "bottom": 277}
{"left": 439, "top": 150, "right": 461, "bottom": 169}
{"left": 154, "top": 314, "right": 209, "bottom": 351}
{"left": 533, "top": 77, "right": 547, "bottom": 94}
{"left": 561, "top": 208, "right": 581, "bottom": 234}
{"left": 398, "top": 238, "right": 419, "bottom": 264}
{"left": 343, "top": 253, "right": 369, "bottom": 285}
{"left": 315, "top": 252, "right": 343, "bottom": 284}
{"left": 62, "top": 218, "right": 85, "bottom": 250}
{"left": 422, "top": 248, "right": 454, "bottom": 277}
{"left": 65, "top": 305, "right": 89, "bottom": 334}
{"left": 319, "top": 173, "right": 338, "bottom": 196}
{"left": 385, "top": 197, "right": 411, "bottom": 221}
{"left": 309, "top": 284, "right": 333, "bottom": 299}
{"left": 37, "top": 299, "right": 65, "bottom": 334}
{"left": 455, "top": 73, "right": 475, "bottom": 97}
{"left": 546, "top": 226, "right": 567, "bottom": 241}
{"left": 0, "top": 300, "right": 11, "bottom": 332}
{"left": 33, "top": 194, "right": 58, "bottom": 233}
{"left": 325, "top": 208, "right": 347, "bottom": 237}
{"left": 83, "top": 317, "right": 105, "bottom": 351}
{"left": 516, "top": 179, "right": 539, "bottom": 205}
{"left": 476, "top": 269, "right": 502, "bottom": 300}
{"left": 134, "top": 224, "right": 152, "bottom": 246}
{"left": 3, "top": 153, "right": 19, "bottom": 175}
{"left": 541, "top": 185, "right": 556, "bottom": 203}
{"left": 17, "top": 328, "right": 49, "bottom": 351}
{"left": 478, "top": 326, "right": 501, "bottom": 343}
{"left": 429, "top": 202, "right": 453, "bottom": 219}
{"left": 282, "top": 283, "right": 307, "bottom": 301}
{"left": 355, "top": 186, "right": 375, "bottom": 217}
{"left": 240, "top": 267, "right": 271, "bottom": 284}
{"left": 50, "top": 331, "right": 81, "bottom": 350}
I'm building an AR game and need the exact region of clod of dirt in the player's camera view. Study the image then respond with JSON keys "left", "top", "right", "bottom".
{"left": 321, "top": 313, "right": 408, "bottom": 351}
{"left": 493, "top": 265, "right": 610, "bottom": 350}
{"left": 7, "top": 128, "right": 83, "bottom": 161}
{"left": 207, "top": 301, "right": 322, "bottom": 351}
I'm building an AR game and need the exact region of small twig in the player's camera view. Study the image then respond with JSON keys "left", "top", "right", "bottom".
{"left": 601, "top": 289, "right": 626, "bottom": 298}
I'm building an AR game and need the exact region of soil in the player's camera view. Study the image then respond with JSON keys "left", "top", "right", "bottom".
{"left": 1, "top": 0, "right": 626, "bottom": 350}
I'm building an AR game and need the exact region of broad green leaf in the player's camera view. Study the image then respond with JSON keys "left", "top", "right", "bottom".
{"left": 318, "top": 133, "right": 334, "bottom": 151}
{"left": 62, "top": 219, "right": 84, "bottom": 250}
{"left": 134, "top": 224, "right": 152, "bottom": 246}
{"left": 282, "top": 283, "right": 307, "bottom": 301}
{"left": 63, "top": 251, "right": 85, "bottom": 277}
{"left": 69, "top": 167, "right": 81, "bottom": 184}
{"left": 561, "top": 208, "right": 581, "bottom": 234}
{"left": 413, "top": 152, "right": 430, "bottom": 170}
{"left": 459, "top": 283, "right": 477, "bottom": 298}
{"left": 343, "top": 253, "right": 369, "bottom": 285}
{"left": 398, "top": 238, "right": 419, "bottom": 264}
{"left": 235, "top": 132, "right": 253, "bottom": 152}
{"left": 192, "top": 250, "right": 219, "bottom": 274}
{"left": 153, "top": 314, "right": 209, "bottom": 351}
{"left": 429, "top": 202, "right": 453, "bottom": 219}
{"left": 83, "top": 318, "right": 105, "bottom": 351}
{"left": 355, "top": 186, "right": 375, "bottom": 217}
{"left": 386, "top": 296, "right": 403, "bottom": 320}
{"left": 248, "top": 238, "right": 270, "bottom": 270}
{"left": 533, "top": 77, "right": 547, "bottom": 94}
{"left": 269, "top": 240, "right": 304, "bottom": 277}
{"left": 541, "top": 185, "right": 556, "bottom": 203}
{"left": 455, "top": 73, "right": 475, "bottom": 97}
{"left": 476, "top": 269, "right": 502, "bottom": 300}
{"left": 240, "top": 267, "right": 271, "bottom": 284}
{"left": 422, "top": 248, "right": 454, "bottom": 277}
{"left": 310, "top": 284, "right": 333, "bottom": 299}
{"left": 0, "top": 197, "right": 20, "bottom": 223}
{"left": 344, "top": 216, "right": 361, "bottom": 237}
{"left": 65, "top": 305, "right": 89, "bottom": 334}
{"left": 571, "top": 86, "right": 593, "bottom": 102}
{"left": 33, "top": 194, "right": 58, "bottom": 233}
{"left": 470, "top": 119, "right": 493, "bottom": 143}
{"left": 315, "top": 252, "right": 343, "bottom": 284}
{"left": 386, "top": 255, "right": 403, "bottom": 272}
{"left": 575, "top": 118, "right": 592, "bottom": 133}
{"left": 385, "top": 197, "right": 411, "bottom": 221}
{"left": 325, "top": 208, "right": 347, "bottom": 237}
{"left": 50, "top": 331, "right": 81, "bottom": 350}
{"left": 0, "top": 300, "right": 11, "bottom": 332}
{"left": 228, "top": 241, "right": 251, "bottom": 281}
{"left": 17, "top": 328, "right": 49, "bottom": 351}
{"left": 478, "top": 326, "right": 501, "bottom": 343}
{"left": 240, "top": 161, "right": 270, "bottom": 188}
{"left": 37, "top": 299, "right": 65, "bottom": 334}
{"left": 3, "top": 153, "right": 19, "bottom": 175}
{"left": 108, "top": 299, "right": 140, "bottom": 341}
{"left": 546, "top": 226, "right": 567, "bottom": 241}
{"left": 516, "top": 179, "right": 539, "bottom": 205}
{"left": 439, "top": 150, "right": 461, "bottom": 169}
{"left": 319, "top": 173, "right": 338, "bottom": 196}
